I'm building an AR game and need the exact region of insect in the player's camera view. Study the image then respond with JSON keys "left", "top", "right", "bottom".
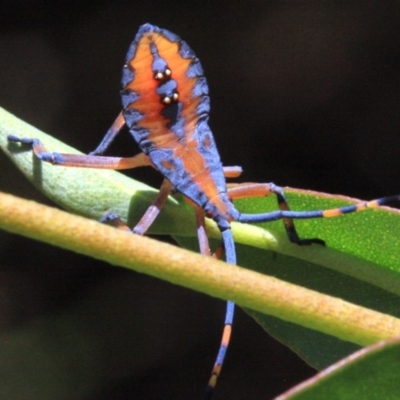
{"left": 8, "top": 23, "right": 400, "bottom": 399}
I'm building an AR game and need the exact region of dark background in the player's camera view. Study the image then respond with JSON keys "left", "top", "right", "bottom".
{"left": 1, "top": 2, "right": 400, "bottom": 399}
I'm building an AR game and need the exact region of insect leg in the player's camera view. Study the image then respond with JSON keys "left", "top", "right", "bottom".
{"left": 203, "top": 299, "right": 235, "bottom": 400}
{"left": 233, "top": 183, "right": 400, "bottom": 243}
{"left": 7, "top": 135, "right": 152, "bottom": 169}
{"left": 89, "top": 112, "right": 125, "bottom": 155}
{"left": 185, "top": 198, "right": 225, "bottom": 259}
{"left": 101, "top": 179, "right": 172, "bottom": 235}
{"left": 194, "top": 216, "right": 235, "bottom": 400}
{"left": 132, "top": 179, "right": 172, "bottom": 235}
{"left": 222, "top": 166, "right": 243, "bottom": 178}
{"left": 228, "top": 182, "right": 323, "bottom": 245}
{"left": 191, "top": 202, "right": 212, "bottom": 257}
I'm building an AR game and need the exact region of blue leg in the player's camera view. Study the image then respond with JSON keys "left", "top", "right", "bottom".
{"left": 7, "top": 135, "right": 151, "bottom": 169}
{"left": 238, "top": 196, "right": 400, "bottom": 225}
{"left": 202, "top": 228, "right": 236, "bottom": 400}
{"left": 228, "top": 182, "right": 324, "bottom": 245}
{"left": 89, "top": 112, "right": 126, "bottom": 155}
{"left": 100, "top": 179, "right": 172, "bottom": 235}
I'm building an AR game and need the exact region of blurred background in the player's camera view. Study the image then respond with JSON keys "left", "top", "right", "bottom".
{"left": 1, "top": 1, "right": 400, "bottom": 399}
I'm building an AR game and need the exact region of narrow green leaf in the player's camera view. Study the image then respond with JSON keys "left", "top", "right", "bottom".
{"left": 275, "top": 337, "right": 400, "bottom": 400}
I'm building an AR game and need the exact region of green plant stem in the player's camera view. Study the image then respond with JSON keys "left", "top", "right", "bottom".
{"left": 1, "top": 190, "right": 400, "bottom": 347}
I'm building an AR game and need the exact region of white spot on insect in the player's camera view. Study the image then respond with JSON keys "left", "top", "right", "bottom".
{"left": 155, "top": 68, "right": 172, "bottom": 81}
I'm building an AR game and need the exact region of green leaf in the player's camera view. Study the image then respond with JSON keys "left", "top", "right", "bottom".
{"left": 227, "top": 194, "right": 400, "bottom": 369}
{"left": 176, "top": 234, "right": 400, "bottom": 369}
{"left": 2, "top": 106, "right": 400, "bottom": 371}
{"left": 176, "top": 193, "right": 400, "bottom": 370}
{"left": 275, "top": 337, "right": 400, "bottom": 399}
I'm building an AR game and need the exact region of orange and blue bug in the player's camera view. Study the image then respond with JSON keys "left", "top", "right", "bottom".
{"left": 8, "top": 23, "right": 400, "bottom": 399}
